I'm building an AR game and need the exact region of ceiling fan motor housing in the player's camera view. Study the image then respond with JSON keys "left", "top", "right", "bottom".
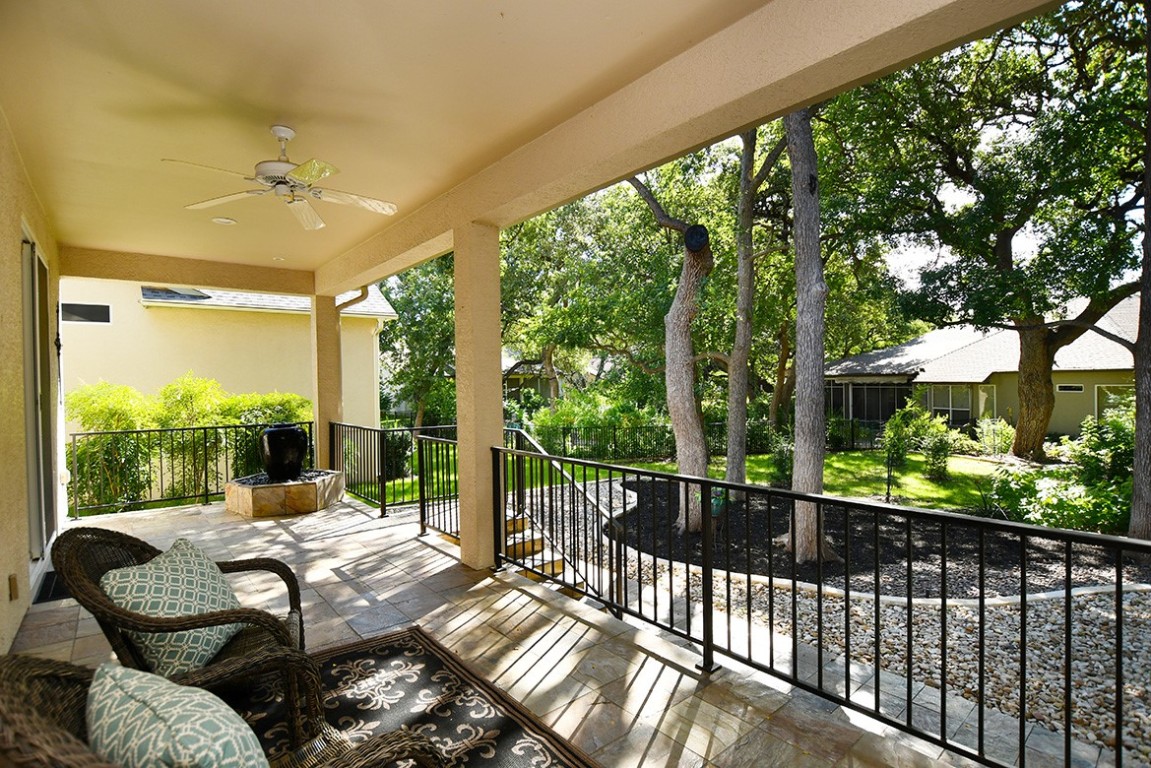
{"left": 254, "top": 159, "right": 299, "bottom": 186}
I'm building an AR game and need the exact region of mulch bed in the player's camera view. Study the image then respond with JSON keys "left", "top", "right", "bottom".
{"left": 616, "top": 478, "right": 1151, "bottom": 598}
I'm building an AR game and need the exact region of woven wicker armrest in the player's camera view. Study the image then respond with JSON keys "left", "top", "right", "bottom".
{"left": 93, "top": 603, "right": 295, "bottom": 647}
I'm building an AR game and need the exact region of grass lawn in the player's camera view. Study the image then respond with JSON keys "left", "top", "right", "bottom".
{"left": 629, "top": 451, "right": 1004, "bottom": 512}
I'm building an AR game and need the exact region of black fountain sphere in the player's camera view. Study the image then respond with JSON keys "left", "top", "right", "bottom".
{"left": 260, "top": 424, "right": 308, "bottom": 482}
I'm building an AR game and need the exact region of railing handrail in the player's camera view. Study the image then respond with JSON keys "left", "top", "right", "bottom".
{"left": 67, "top": 419, "right": 313, "bottom": 439}
{"left": 501, "top": 429, "right": 609, "bottom": 600}
{"left": 496, "top": 445, "right": 1151, "bottom": 553}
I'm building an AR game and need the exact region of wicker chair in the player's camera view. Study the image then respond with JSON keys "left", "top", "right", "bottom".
{"left": 0, "top": 655, "right": 445, "bottom": 767}
{"left": 50, "top": 527, "right": 322, "bottom": 749}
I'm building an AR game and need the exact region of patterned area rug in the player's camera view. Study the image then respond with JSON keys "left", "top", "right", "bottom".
{"left": 234, "top": 626, "right": 600, "bottom": 767}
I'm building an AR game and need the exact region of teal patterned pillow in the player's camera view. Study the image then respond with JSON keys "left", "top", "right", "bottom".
{"left": 86, "top": 663, "right": 269, "bottom": 768}
{"left": 99, "top": 537, "right": 243, "bottom": 677}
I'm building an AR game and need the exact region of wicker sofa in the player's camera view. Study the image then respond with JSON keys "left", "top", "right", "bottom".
{"left": 0, "top": 654, "right": 445, "bottom": 767}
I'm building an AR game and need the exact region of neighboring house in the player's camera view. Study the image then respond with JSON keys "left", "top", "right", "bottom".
{"left": 825, "top": 296, "right": 1137, "bottom": 436}
{"left": 59, "top": 278, "right": 396, "bottom": 428}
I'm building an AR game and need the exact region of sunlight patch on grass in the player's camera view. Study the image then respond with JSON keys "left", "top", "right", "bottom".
{"left": 626, "top": 451, "right": 1004, "bottom": 512}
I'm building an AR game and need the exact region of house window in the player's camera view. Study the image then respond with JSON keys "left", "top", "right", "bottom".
{"left": 977, "top": 384, "right": 996, "bottom": 420}
{"left": 849, "top": 384, "right": 913, "bottom": 424}
{"left": 1056, "top": 384, "right": 1084, "bottom": 393}
{"left": 930, "top": 385, "right": 972, "bottom": 427}
{"left": 61, "top": 303, "right": 111, "bottom": 323}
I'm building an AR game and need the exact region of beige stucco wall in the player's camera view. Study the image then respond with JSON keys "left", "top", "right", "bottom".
{"left": 59, "top": 277, "right": 382, "bottom": 430}
{"left": 0, "top": 107, "right": 60, "bottom": 652}
{"left": 988, "top": 370, "right": 1136, "bottom": 437}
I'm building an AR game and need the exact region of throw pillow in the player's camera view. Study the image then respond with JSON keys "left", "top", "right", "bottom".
{"left": 99, "top": 537, "right": 243, "bottom": 676}
{"left": 86, "top": 663, "right": 269, "bottom": 768}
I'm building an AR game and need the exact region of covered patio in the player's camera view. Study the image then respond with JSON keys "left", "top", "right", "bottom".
{"left": 1, "top": 0, "right": 1067, "bottom": 764}
{"left": 14, "top": 500, "right": 979, "bottom": 767}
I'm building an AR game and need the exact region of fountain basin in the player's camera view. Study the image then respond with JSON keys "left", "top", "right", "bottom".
{"left": 224, "top": 469, "right": 344, "bottom": 517}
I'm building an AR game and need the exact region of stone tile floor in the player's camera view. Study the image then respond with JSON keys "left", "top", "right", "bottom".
{"left": 12, "top": 499, "right": 1010, "bottom": 766}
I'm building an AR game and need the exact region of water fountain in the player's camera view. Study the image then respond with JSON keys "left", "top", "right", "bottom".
{"left": 224, "top": 424, "right": 344, "bottom": 517}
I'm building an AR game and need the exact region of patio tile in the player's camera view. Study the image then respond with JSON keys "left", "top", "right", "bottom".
{"left": 16, "top": 500, "right": 1015, "bottom": 768}
{"left": 589, "top": 721, "right": 710, "bottom": 768}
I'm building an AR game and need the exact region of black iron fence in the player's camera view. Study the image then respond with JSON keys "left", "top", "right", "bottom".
{"left": 417, "top": 434, "right": 461, "bottom": 537}
{"left": 330, "top": 422, "right": 456, "bottom": 515}
{"left": 492, "top": 445, "right": 1150, "bottom": 768}
{"left": 68, "top": 422, "right": 314, "bottom": 517}
{"left": 530, "top": 419, "right": 880, "bottom": 461}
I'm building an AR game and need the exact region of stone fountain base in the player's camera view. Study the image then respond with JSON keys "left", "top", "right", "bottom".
{"left": 224, "top": 470, "right": 345, "bottom": 518}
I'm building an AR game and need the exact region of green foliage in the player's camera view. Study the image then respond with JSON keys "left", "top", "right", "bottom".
{"left": 154, "top": 373, "right": 225, "bottom": 428}
{"left": 768, "top": 437, "right": 794, "bottom": 489}
{"left": 217, "top": 392, "right": 311, "bottom": 425}
{"left": 975, "top": 418, "right": 1015, "bottom": 455}
{"left": 991, "top": 400, "right": 1134, "bottom": 533}
{"left": 378, "top": 255, "right": 456, "bottom": 426}
{"left": 531, "top": 391, "right": 665, "bottom": 430}
{"left": 66, "top": 382, "right": 155, "bottom": 432}
{"left": 1055, "top": 399, "right": 1135, "bottom": 487}
{"left": 883, "top": 398, "right": 951, "bottom": 482}
{"left": 381, "top": 431, "right": 412, "bottom": 481}
{"left": 66, "top": 376, "right": 314, "bottom": 513}
{"left": 991, "top": 466, "right": 1131, "bottom": 534}
{"left": 921, "top": 431, "right": 953, "bottom": 481}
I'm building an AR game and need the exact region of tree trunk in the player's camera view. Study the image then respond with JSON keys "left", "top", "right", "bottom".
{"left": 1011, "top": 322, "right": 1057, "bottom": 461}
{"left": 541, "top": 343, "right": 560, "bottom": 401}
{"left": 768, "top": 323, "right": 792, "bottom": 428}
{"left": 665, "top": 225, "right": 714, "bottom": 531}
{"left": 725, "top": 130, "right": 758, "bottom": 490}
{"left": 785, "top": 108, "right": 836, "bottom": 563}
{"left": 1129, "top": 0, "right": 1151, "bottom": 541}
{"left": 628, "top": 176, "right": 714, "bottom": 532}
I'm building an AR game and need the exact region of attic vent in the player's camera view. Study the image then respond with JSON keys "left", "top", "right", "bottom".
{"left": 1057, "top": 384, "right": 1084, "bottom": 393}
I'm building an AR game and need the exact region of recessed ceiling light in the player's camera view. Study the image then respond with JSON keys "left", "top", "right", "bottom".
{"left": 211, "top": 216, "right": 237, "bottom": 225}
{"left": 272, "top": 256, "right": 286, "bottom": 262}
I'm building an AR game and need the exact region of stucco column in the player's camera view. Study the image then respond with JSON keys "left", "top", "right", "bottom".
{"left": 311, "top": 294, "right": 342, "bottom": 468}
{"left": 453, "top": 222, "right": 502, "bottom": 569}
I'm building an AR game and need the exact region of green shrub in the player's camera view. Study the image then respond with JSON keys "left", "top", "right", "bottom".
{"left": 66, "top": 382, "right": 155, "bottom": 431}
{"left": 1058, "top": 401, "right": 1134, "bottom": 486}
{"left": 154, "top": 373, "right": 225, "bottom": 428}
{"left": 975, "top": 418, "right": 1015, "bottom": 455}
{"left": 947, "top": 430, "right": 982, "bottom": 456}
{"left": 381, "top": 430, "right": 412, "bottom": 480}
{"left": 769, "top": 437, "right": 794, "bottom": 488}
{"left": 922, "top": 431, "right": 953, "bottom": 481}
{"left": 991, "top": 398, "right": 1134, "bottom": 533}
{"left": 991, "top": 466, "right": 1130, "bottom": 533}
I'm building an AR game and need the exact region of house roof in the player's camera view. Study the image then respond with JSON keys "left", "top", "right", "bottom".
{"left": 824, "top": 326, "right": 989, "bottom": 378}
{"left": 140, "top": 284, "right": 396, "bottom": 319}
{"left": 827, "top": 295, "right": 1138, "bottom": 384}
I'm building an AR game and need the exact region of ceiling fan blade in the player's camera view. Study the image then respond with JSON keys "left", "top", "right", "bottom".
{"left": 287, "top": 158, "right": 338, "bottom": 185}
{"left": 286, "top": 197, "right": 326, "bottom": 230}
{"left": 162, "top": 158, "right": 251, "bottom": 180}
{"left": 309, "top": 187, "right": 398, "bottom": 215}
{"left": 185, "top": 189, "right": 267, "bottom": 210}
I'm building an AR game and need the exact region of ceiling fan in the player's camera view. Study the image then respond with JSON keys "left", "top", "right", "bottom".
{"left": 164, "top": 125, "right": 397, "bottom": 230}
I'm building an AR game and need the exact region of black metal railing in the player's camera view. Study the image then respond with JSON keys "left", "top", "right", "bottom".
{"left": 417, "top": 434, "right": 460, "bottom": 537}
{"left": 330, "top": 422, "right": 456, "bottom": 516}
{"left": 530, "top": 419, "right": 878, "bottom": 461}
{"left": 68, "top": 422, "right": 314, "bottom": 517}
{"left": 492, "top": 446, "right": 1150, "bottom": 768}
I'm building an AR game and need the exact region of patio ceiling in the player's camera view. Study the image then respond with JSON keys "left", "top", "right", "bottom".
{"left": 0, "top": 0, "right": 1058, "bottom": 293}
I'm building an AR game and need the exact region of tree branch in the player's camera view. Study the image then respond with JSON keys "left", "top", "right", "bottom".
{"left": 627, "top": 176, "right": 688, "bottom": 232}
